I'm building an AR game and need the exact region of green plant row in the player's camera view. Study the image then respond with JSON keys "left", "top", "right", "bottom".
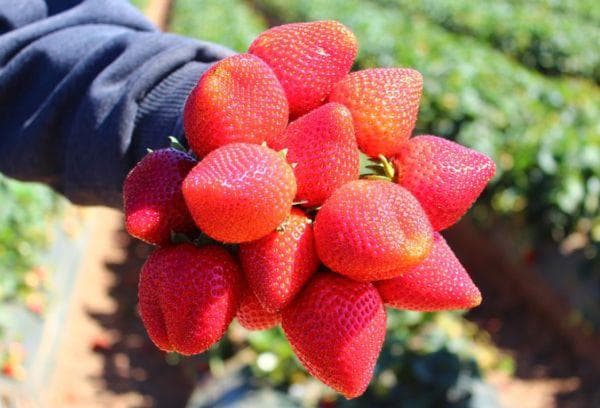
{"left": 129, "top": 0, "right": 148, "bottom": 11}
{"left": 170, "top": 0, "right": 268, "bottom": 52}
{"left": 255, "top": 0, "right": 600, "bottom": 258}
{"left": 506, "top": 0, "right": 600, "bottom": 26}
{"left": 0, "top": 175, "right": 61, "bottom": 303}
{"left": 378, "top": 0, "right": 600, "bottom": 83}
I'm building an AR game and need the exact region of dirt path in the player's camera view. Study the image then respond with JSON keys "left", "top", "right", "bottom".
{"left": 43, "top": 208, "right": 193, "bottom": 407}
{"left": 145, "top": 0, "right": 175, "bottom": 30}
{"left": 448, "top": 221, "right": 600, "bottom": 407}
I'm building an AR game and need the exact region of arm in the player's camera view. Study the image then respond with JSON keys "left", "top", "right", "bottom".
{"left": 0, "top": 0, "right": 233, "bottom": 207}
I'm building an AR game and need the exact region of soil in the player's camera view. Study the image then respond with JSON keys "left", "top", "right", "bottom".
{"left": 43, "top": 208, "right": 194, "bottom": 407}
{"left": 448, "top": 221, "right": 600, "bottom": 408}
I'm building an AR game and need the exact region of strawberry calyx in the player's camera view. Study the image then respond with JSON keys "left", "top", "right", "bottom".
{"left": 168, "top": 135, "right": 199, "bottom": 160}
{"left": 168, "top": 136, "right": 187, "bottom": 153}
{"left": 269, "top": 143, "right": 298, "bottom": 169}
{"left": 361, "top": 154, "right": 395, "bottom": 181}
{"left": 278, "top": 147, "right": 300, "bottom": 170}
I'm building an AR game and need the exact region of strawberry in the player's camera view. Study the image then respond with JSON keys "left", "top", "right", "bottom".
{"left": 392, "top": 135, "right": 496, "bottom": 231}
{"left": 282, "top": 272, "right": 386, "bottom": 399}
{"left": 123, "top": 148, "right": 196, "bottom": 246}
{"left": 329, "top": 68, "right": 422, "bottom": 157}
{"left": 138, "top": 244, "right": 242, "bottom": 355}
{"left": 183, "top": 54, "right": 288, "bottom": 157}
{"left": 376, "top": 233, "right": 481, "bottom": 311}
{"left": 271, "top": 103, "right": 360, "bottom": 207}
{"left": 237, "top": 284, "right": 281, "bottom": 330}
{"left": 182, "top": 143, "right": 297, "bottom": 243}
{"left": 249, "top": 21, "right": 358, "bottom": 118}
{"left": 239, "top": 208, "right": 319, "bottom": 311}
{"left": 314, "top": 180, "right": 433, "bottom": 281}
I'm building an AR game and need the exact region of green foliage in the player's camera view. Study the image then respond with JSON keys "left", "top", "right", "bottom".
{"left": 0, "top": 175, "right": 61, "bottom": 303}
{"left": 380, "top": 0, "right": 600, "bottom": 82}
{"left": 255, "top": 0, "right": 600, "bottom": 258}
{"left": 507, "top": 0, "right": 600, "bottom": 26}
{"left": 129, "top": 0, "right": 148, "bottom": 10}
{"left": 170, "top": 0, "right": 267, "bottom": 52}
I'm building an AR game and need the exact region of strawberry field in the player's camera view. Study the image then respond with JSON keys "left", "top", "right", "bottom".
{"left": 0, "top": 0, "right": 598, "bottom": 406}
{"left": 0, "top": 175, "right": 63, "bottom": 380}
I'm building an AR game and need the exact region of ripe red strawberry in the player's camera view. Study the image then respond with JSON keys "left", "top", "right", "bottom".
{"left": 282, "top": 272, "right": 386, "bottom": 399}
{"left": 314, "top": 180, "right": 433, "bottom": 281}
{"left": 183, "top": 54, "right": 288, "bottom": 157}
{"left": 392, "top": 135, "right": 496, "bottom": 231}
{"left": 182, "top": 143, "right": 297, "bottom": 243}
{"left": 239, "top": 208, "right": 319, "bottom": 311}
{"left": 237, "top": 285, "right": 281, "bottom": 330}
{"left": 329, "top": 68, "right": 422, "bottom": 157}
{"left": 138, "top": 244, "right": 242, "bottom": 355}
{"left": 376, "top": 233, "right": 481, "bottom": 311}
{"left": 123, "top": 148, "right": 196, "bottom": 245}
{"left": 271, "top": 103, "right": 360, "bottom": 207}
{"left": 249, "top": 21, "right": 358, "bottom": 118}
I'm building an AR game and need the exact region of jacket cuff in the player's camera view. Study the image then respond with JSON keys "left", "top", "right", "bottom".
{"left": 132, "top": 61, "right": 208, "bottom": 160}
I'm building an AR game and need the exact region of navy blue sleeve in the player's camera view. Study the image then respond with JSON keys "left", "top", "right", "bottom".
{"left": 0, "top": 0, "right": 234, "bottom": 207}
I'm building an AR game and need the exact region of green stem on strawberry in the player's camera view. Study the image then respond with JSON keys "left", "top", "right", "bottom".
{"left": 379, "top": 154, "right": 395, "bottom": 180}
{"left": 168, "top": 136, "right": 187, "bottom": 153}
{"left": 360, "top": 154, "right": 395, "bottom": 181}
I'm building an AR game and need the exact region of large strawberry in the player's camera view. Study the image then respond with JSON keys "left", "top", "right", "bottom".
{"left": 138, "top": 244, "right": 242, "bottom": 355}
{"left": 376, "top": 233, "right": 481, "bottom": 311}
{"left": 329, "top": 68, "right": 422, "bottom": 157}
{"left": 249, "top": 21, "right": 358, "bottom": 118}
{"left": 123, "top": 148, "right": 196, "bottom": 246}
{"left": 282, "top": 272, "right": 386, "bottom": 399}
{"left": 239, "top": 208, "right": 319, "bottom": 311}
{"left": 183, "top": 54, "right": 288, "bottom": 157}
{"left": 182, "top": 143, "right": 297, "bottom": 243}
{"left": 236, "top": 284, "right": 281, "bottom": 331}
{"left": 392, "top": 135, "right": 496, "bottom": 231}
{"left": 314, "top": 180, "right": 433, "bottom": 281}
{"left": 271, "top": 103, "right": 360, "bottom": 207}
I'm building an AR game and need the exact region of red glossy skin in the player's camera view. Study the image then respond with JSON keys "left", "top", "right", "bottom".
{"left": 329, "top": 68, "right": 422, "bottom": 157}
{"left": 249, "top": 21, "right": 358, "bottom": 118}
{"left": 182, "top": 143, "right": 297, "bottom": 243}
{"left": 282, "top": 272, "right": 386, "bottom": 399}
{"left": 393, "top": 135, "right": 496, "bottom": 231}
{"left": 239, "top": 208, "right": 319, "bottom": 312}
{"left": 236, "top": 285, "right": 281, "bottom": 330}
{"left": 138, "top": 244, "right": 242, "bottom": 355}
{"left": 272, "top": 103, "right": 360, "bottom": 207}
{"left": 123, "top": 148, "right": 196, "bottom": 246}
{"left": 183, "top": 54, "right": 289, "bottom": 157}
{"left": 314, "top": 180, "right": 433, "bottom": 281}
{"left": 376, "top": 232, "right": 482, "bottom": 311}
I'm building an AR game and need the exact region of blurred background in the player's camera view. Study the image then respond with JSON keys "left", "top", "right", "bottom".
{"left": 0, "top": 0, "right": 598, "bottom": 407}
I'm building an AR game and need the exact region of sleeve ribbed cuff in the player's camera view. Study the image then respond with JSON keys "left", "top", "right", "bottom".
{"left": 132, "top": 61, "right": 210, "bottom": 161}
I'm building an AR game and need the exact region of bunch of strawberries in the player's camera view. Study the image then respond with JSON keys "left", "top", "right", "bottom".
{"left": 123, "top": 21, "right": 495, "bottom": 398}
